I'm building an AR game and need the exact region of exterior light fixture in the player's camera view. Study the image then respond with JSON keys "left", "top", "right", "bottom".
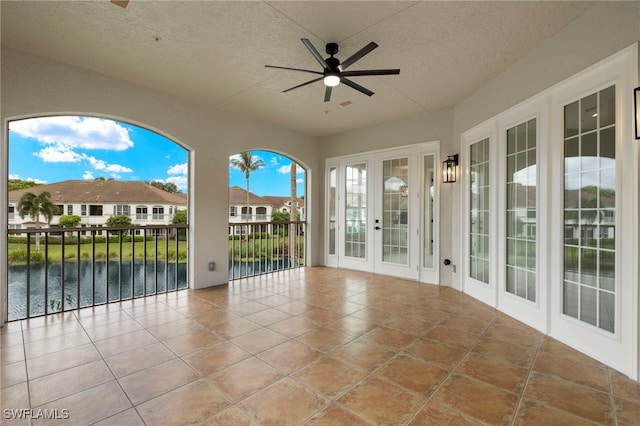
{"left": 443, "top": 154, "right": 459, "bottom": 183}
{"left": 635, "top": 87, "right": 640, "bottom": 140}
{"left": 324, "top": 73, "right": 340, "bottom": 87}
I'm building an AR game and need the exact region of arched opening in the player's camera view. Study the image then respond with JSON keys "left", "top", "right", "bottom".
{"left": 6, "top": 115, "right": 190, "bottom": 321}
{"left": 229, "top": 150, "right": 307, "bottom": 279}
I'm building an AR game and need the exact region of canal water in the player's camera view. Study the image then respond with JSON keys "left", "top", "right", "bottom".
{"left": 8, "top": 259, "right": 294, "bottom": 320}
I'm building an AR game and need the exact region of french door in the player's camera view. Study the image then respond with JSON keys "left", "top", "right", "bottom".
{"left": 326, "top": 143, "right": 439, "bottom": 284}
{"left": 460, "top": 45, "right": 637, "bottom": 379}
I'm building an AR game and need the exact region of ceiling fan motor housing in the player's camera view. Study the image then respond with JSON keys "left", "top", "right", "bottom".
{"left": 325, "top": 42, "right": 339, "bottom": 56}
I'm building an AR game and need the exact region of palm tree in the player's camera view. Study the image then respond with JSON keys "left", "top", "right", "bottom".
{"left": 16, "top": 191, "right": 58, "bottom": 251}
{"left": 230, "top": 151, "right": 265, "bottom": 236}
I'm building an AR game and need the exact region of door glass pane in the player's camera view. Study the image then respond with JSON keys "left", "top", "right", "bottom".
{"left": 328, "top": 167, "right": 337, "bottom": 255}
{"left": 506, "top": 118, "right": 537, "bottom": 302}
{"left": 423, "top": 155, "right": 435, "bottom": 268}
{"left": 345, "top": 163, "right": 367, "bottom": 258}
{"left": 382, "top": 157, "right": 409, "bottom": 265}
{"left": 470, "top": 138, "right": 490, "bottom": 284}
{"left": 563, "top": 85, "right": 615, "bottom": 333}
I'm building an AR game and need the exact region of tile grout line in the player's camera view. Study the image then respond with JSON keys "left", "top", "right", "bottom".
{"left": 508, "top": 333, "right": 545, "bottom": 426}
{"left": 607, "top": 367, "right": 619, "bottom": 426}
{"left": 403, "top": 313, "right": 498, "bottom": 425}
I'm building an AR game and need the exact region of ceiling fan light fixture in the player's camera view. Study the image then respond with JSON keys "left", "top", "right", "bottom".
{"left": 324, "top": 74, "right": 340, "bottom": 87}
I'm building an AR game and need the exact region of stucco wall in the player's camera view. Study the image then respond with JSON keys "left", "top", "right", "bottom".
{"left": 0, "top": 47, "right": 322, "bottom": 305}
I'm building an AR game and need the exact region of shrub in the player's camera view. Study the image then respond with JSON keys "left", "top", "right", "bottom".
{"left": 8, "top": 250, "right": 27, "bottom": 263}
{"left": 30, "top": 251, "right": 45, "bottom": 263}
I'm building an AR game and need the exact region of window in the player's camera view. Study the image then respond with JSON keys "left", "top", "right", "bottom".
{"left": 256, "top": 207, "right": 267, "bottom": 221}
{"left": 67, "top": 205, "right": 73, "bottom": 215}
{"left": 136, "top": 206, "right": 148, "bottom": 220}
{"left": 152, "top": 206, "right": 164, "bottom": 220}
{"left": 229, "top": 206, "right": 237, "bottom": 217}
{"left": 345, "top": 163, "right": 367, "bottom": 259}
{"left": 470, "top": 138, "right": 490, "bottom": 284}
{"left": 115, "top": 205, "right": 130, "bottom": 216}
{"left": 563, "top": 85, "right": 615, "bottom": 332}
{"left": 241, "top": 207, "right": 251, "bottom": 220}
{"left": 81, "top": 205, "right": 87, "bottom": 216}
{"left": 89, "top": 205, "right": 103, "bottom": 216}
{"left": 55, "top": 204, "right": 63, "bottom": 216}
{"left": 8, "top": 205, "right": 15, "bottom": 220}
{"left": 506, "top": 119, "right": 537, "bottom": 302}
{"left": 328, "top": 167, "right": 337, "bottom": 255}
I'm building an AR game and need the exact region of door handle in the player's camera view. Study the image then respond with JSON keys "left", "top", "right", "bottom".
{"left": 374, "top": 226, "right": 381, "bottom": 230}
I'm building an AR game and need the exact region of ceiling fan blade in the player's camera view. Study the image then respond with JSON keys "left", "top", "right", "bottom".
{"left": 324, "top": 86, "right": 332, "bottom": 103}
{"left": 282, "top": 77, "right": 324, "bottom": 93}
{"left": 341, "top": 78, "right": 374, "bottom": 97}
{"left": 342, "top": 69, "right": 400, "bottom": 77}
{"left": 301, "top": 39, "right": 330, "bottom": 70}
{"left": 341, "top": 42, "right": 378, "bottom": 70}
{"left": 265, "top": 65, "right": 323, "bottom": 75}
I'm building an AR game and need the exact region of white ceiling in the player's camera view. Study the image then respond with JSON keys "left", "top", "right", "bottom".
{"left": 1, "top": 1, "right": 594, "bottom": 138}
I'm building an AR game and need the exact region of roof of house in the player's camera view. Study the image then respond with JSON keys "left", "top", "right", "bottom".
{"left": 229, "top": 186, "right": 302, "bottom": 208}
{"left": 8, "top": 180, "right": 188, "bottom": 205}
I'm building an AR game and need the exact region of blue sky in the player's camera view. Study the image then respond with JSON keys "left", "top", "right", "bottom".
{"left": 8, "top": 116, "right": 304, "bottom": 196}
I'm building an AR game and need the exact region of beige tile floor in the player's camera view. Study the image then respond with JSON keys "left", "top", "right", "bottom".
{"left": 1, "top": 267, "right": 639, "bottom": 425}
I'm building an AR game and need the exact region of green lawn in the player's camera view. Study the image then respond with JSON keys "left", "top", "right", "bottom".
{"left": 8, "top": 240, "right": 187, "bottom": 264}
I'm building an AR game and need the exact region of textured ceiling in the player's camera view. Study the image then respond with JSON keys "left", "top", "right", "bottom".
{"left": 1, "top": 1, "right": 593, "bottom": 138}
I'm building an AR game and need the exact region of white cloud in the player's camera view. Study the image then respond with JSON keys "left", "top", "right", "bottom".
{"left": 10, "top": 116, "right": 133, "bottom": 151}
{"left": 104, "top": 164, "right": 132, "bottom": 173}
{"left": 34, "top": 144, "right": 83, "bottom": 163}
{"left": 9, "top": 173, "right": 20, "bottom": 179}
{"left": 167, "top": 162, "right": 187, "bottom": 175}
{"left": 83, "top": 171, "right": 94, "bottom": 180}
{"left": 27, "top": 177, "right": 47, "bottom": 184}
{"left": 296, "top": 178, "right": 304, "bottom": 184}
{"left": 270, "top": 156, "right": 279, "bottom": 166}
{"left": 277, "top": 162, "right": 304, "bottom": 175}
{"left": 33, "top": 144, "right": 132, "bottom": 174}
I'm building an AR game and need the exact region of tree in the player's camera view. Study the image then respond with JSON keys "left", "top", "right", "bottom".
{"left": 230, "top": 151, "right": 265, "bottom": 237}
{"left": 9, "top": 179, "right": 43, "bottom": 191}
{"left": 106, "top": 215, "right": 132, "bottom": 227}
{"left": 16, "top": 191, "right": 58, "bottom": 251}
{"left": 172, "top": 209, "right": 187, "bottom": 240}
{"left": 272, "top": 211, "right": 290, "bottom": 223}
{"left": 105, "top": 215, "right": 132, "bottom": 236}
{"left": 59, "top": 215, "right": 81, "bottom": 228}
{"left": 149, "top": 180, "right": 181, "bottom": 194}
{"left": 172, "top": 209, "right": 187, "bottom": 225}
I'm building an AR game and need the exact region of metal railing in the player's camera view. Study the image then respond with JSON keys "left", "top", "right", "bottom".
{"left": 6, "top": 224, "right": 188, "bottom": 321}
{"left": 228, "top": 221, "right": 305, "bottom": 280}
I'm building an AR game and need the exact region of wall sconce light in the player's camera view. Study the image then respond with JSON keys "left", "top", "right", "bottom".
{"left": 443, "top": 154, "right": 459, "bottom": 183}
{"left": 634, "top": 87, "right": 640, "bottom": 140}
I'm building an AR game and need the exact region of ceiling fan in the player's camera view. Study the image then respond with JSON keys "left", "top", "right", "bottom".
{"left": 266, "top": 38, "right": 400, "bottom": 103}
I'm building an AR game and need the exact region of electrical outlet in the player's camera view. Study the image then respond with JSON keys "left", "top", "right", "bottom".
{"left": 208, "top": 262, "right": 215, "bottom": 271}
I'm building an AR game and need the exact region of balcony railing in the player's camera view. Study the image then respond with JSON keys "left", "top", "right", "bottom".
{"left": 6, "top": 224, "right": 188, "bottom": 321}
{"left": 228, "top": 221, "right": 305, "bottom": 280}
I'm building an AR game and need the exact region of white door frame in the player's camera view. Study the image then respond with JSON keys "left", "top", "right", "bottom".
{"left": 325, "top": 142, "right": 440, "bottom": 283}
